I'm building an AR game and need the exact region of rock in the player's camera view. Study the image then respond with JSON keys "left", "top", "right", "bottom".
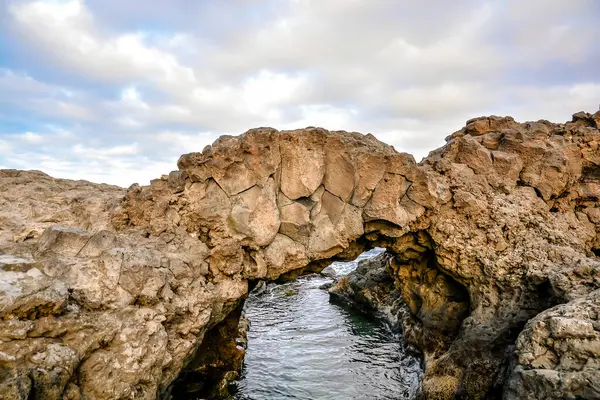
{"left": 177, "top": 128, "right": 280, "bottom": 196}
{"left": 77, "top": 230, "right": 117, "bottom": 258}
{"left": 168, "top": 303, "right": 248, "bottom": 399}
{"left": 263, "top": 234, "right": 308, "bottom": 279}
{"left": 279, "top": 129, "right": 326, "bottom": 199}
{"left": 323, "top": 136, "right": 356, "bottom": 201}
{"left": 167, "top": 170, "right": 187, "bottom": 193}
{"left": 36, "top": 226, "right": 92, "bottom": 257}
{"left": 329, "top": 251, "right": 406, "bottom": 330}
{"left": 2, "top": 113, "right": 600, "bottom": 399}
{"left": 351, "top": 152, "right": 388, "bottom": 207}
{"left": 278, "top": 197, "right": 311, "bottom": 244}
{"left": 464, "top": 115, "right": 517, "bottom": 136}
{"left": 0, "top": 268, "right": 68, "bottom": 320}
{"left": 229, "top": 178, "right": 280, "bottom": 247}
{"left": 363, "top": 173, "right": 411, "bottom": 227}
{"left": 504, "top": 289, "right": 600, "bottom": 400}
{"left": 0, "top": 254, "right": 38, "bottom": 272}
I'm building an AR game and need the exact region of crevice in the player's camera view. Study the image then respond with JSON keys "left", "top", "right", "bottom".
{"left": 231, "top": 182, "right": 258, "bottom": 197}
{"left": 208, "top": 178, "right": 228, "bottom": 197}
{"left": 276, "top": 231, "right": 308, "bottom": 251}
{"left": 581, "top": 165, "right": 600, "bottom": 182}
{"left": 323, "top": 187, "right": 345, "bottom": 204}
{"left": 74, "top": 235, "right": 94, "bottom": 257}
{"left": 362, "top": 170, "right": 389, "bottom": 206}
{"left": 167, "top": 302, "right": 247, "bottom": 399}
{"left": 385, "top": 171, "right": 410, "bottom": 180}
{"left": 292, "top": 195, "right": 316, "bottom": 210}
{"left": 398, "top": 181, "right": 414, "bottom": 205}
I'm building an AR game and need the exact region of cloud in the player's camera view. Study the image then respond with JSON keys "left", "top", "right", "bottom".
{"left": 1, "top": 0, "right": 599, "bottom": 186}
{"left": 8, "top": 0, "right": 197, "bottom": 90}
{"left": 0, "top": 140, "right": 12, "bottom": 153}
{"left": 73, "top": 143, "right": 140, "bottom": 157}
{"left": 16, "top": 132, "right": 41, "bottom": 143}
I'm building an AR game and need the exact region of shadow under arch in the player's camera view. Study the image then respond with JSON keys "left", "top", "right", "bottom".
{"left": 115, "top": 127, "right": 474, "bottom": 399}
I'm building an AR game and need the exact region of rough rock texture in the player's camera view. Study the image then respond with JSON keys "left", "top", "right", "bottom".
{"left": 503, "top": 289, "right": 600, "bottom": 399}
{"left": 0, "top": 170, "right": 246, "bottom": 399}
{"left": 328, "top": 251, "right": 441, "bottom": 363}
{"left": 168, "top": 304, "right": 249, "bottom": 399}
{"left": 328, "top": 251, "right": 410, "bottom": 332}
{"left": 1, "top": 111, "right": 600, "bottom": 399}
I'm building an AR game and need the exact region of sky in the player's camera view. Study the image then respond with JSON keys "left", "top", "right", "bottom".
{"left": 0, "top": 0, "right": 599, "bottom": 187}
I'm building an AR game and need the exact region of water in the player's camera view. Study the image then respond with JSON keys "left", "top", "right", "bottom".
{"left": 326, "top": 248, "right": 386, "bottom": 276}
{"left": 231, "top": 249, "right": 422, "bottom": 400}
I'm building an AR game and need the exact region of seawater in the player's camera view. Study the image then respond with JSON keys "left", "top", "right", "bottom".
{"left": 231, "top": 249, "right": 422, "bottom": 400}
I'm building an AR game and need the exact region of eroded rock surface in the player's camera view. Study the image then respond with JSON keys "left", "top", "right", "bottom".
{"left": 504, "top": 289, "right": 600, "bottom": 399}
{"left": 1, "top": 111, "right": 600, "bottom": 399}
{"left": 328, "top": 251, "right": 411, "bottom": 332}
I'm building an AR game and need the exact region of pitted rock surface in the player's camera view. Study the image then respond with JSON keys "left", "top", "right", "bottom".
{"left": 504, "top": 289, "right": 600, "bottom": 399}
{"left": 1, "top": 112, "right": 600, "bottom": 399}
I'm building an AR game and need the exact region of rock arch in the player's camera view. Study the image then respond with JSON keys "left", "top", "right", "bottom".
{"left": 119, "top": 127, "right": 440, "bottom": 279}
{"left": 1, "top": 111, "right": 600, "bottom": 399}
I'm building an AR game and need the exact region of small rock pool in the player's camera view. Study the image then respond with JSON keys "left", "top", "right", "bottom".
{"left": 230, "top": 249, "right": 422, "bottom": 400}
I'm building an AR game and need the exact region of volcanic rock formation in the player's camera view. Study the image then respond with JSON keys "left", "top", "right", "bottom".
{"left": 1, "top": 111, "right": 600, "bottom": 399}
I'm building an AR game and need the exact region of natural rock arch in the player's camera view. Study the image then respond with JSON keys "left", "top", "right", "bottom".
{"left": 1, "top": 111, "right": 600, "bottom": 399}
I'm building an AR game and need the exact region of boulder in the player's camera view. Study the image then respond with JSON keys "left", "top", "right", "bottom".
{"left": 504, "top": 290, "right": 600, "bottom": 400}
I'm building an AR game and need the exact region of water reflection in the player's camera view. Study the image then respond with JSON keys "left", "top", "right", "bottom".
{"left": 232, "top": 253, "right": 421, "bottom": 400}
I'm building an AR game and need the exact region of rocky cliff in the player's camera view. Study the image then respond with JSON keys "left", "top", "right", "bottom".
{"left": 1, "top": 111, "right": 600, "bottom": 399}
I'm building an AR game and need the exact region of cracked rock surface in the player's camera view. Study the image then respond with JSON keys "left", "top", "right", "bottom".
{"left": 503, "top": 288, "right": 600, "bottom": 399}
{"left": 1, "top": 112, "right": 600, "bottom": 399}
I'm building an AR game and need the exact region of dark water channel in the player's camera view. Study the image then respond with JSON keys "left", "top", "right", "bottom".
{"left": 231, "top": 249, "right": 422, "bottom": 400}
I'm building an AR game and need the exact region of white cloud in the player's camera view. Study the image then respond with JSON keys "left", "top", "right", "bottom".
{"left": 0, "top": 140, "right": 13, "bottom": 153}
{"left": 279, "top": 104, "right": 358, "bottom": 131}
{"left": 9, "top": 0, "right": 198, "bottom": 92}
{"left": 1, "top": 0, "right": 599, "bottom": 186}
{"left": 242, "top": 70, "right": 308, "bottom": 114}
{"left": 499, "top": 83, "right": 600, "bottom": 122}
{"left": 154, "top": 131, "right": 220, "bottom": 156}
{"left": 20, "top": 132, "right": 44, "bottom": 144}
{"left": 73, "top": 143, "right": 140, "bottom": 157}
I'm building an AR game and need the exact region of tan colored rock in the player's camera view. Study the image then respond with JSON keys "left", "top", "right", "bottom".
{"left": 363, "top": 173, "right": 412, "bottom": 227}
{"left": 241, "top": 249, "right": 268, "bottom": 279}
{"left": 263, "top": 234, "right": 308, "bottom": 279}
{"left": 208, "top": 243, "right": 244, "bottom": 276}
{"left": 279, "top": 129, "right": 326, "bottom": 199}
{"left": 323, "top": 136, "right": 355, "bottom": 201}
{"left": 464, "top": 115, "right": 517, "bottom": 136}
{"left": 36, "top": 226, "right": 91, "bottom": 257}
{"left": 335, "top": 202, "right": 364, "bottom": 244}
{"left": 2, "top": 112, "right": 600, "bottom": 399}
{"left": 455, "top": 136, "right": 493, "bottom": 175}
{"left": 183, "top": 179, "right": 233, "bottom": 244}
{"left": 491, "top": 150, "right": 523, "bottom": 191}
{"left": 77, "top": 230, "right": 117, "bottom": 258}
{"left": 504, "top": 290, "right": 600, "bottom": 400}
{"left": 351, "top": 152, "right": 387, "bottom": 207}
{"left": 230, "top": 178, "right": 280, "bottom": 247}
{"left": 308, "top": 212, "right": 344, "bottom": 259}
{"left": 0, "top": 268, "right": 68, "bottom": 320}
{"left": 278, "top": 199, "right": 311, "bottom": 244}
{"left": 177, "top": 128, "right": 280, "bottom": 196}
{"left": 66, "top": 252, "right": 132, "bottom": 310}
{"left": 320, "top": 190, "right": 345, "bottom": 224}
{"left": 453, "top": 189, "right": 486, "bottom": 215}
